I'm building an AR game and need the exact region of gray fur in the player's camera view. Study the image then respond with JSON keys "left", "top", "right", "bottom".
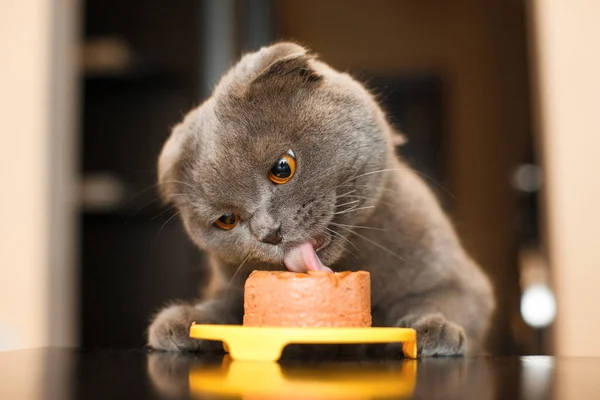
{"left": 147, "top": 42, "right": 495, "bottom": 356}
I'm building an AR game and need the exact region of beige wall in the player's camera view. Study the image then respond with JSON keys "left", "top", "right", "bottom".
{"left": 0, "top": 0, "right": 78, "bottom": 351}
{"left": 530, "top": 0, "right": 600, "bottom": 357}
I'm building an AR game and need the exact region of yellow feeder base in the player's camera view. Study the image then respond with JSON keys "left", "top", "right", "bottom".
{"left": 189, "top": 323, "right": 417, "bottom": 362}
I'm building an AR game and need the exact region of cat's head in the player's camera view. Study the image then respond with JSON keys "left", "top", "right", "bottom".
{"left": 157, "top": 42, "right": 396, "bottom": 271}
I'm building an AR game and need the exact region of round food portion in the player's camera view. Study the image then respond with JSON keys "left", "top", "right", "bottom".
{"left": 243, "top": 270, "right": 371, "bottom": 327}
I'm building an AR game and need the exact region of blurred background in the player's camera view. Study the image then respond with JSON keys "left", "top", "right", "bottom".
{"left": 1, "top": 0, "right": 599, "bottom": 360}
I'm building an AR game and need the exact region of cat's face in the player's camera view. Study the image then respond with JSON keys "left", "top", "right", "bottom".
{"left": 158, "top": 43, "right": 393, "bottom": 270}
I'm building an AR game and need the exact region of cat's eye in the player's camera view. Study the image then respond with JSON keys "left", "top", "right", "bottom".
{"left": 268, "top": 149, "right": 296, "bottom": 184}
{"left": 215, "top": 212, "right": 239, "bottom": 230}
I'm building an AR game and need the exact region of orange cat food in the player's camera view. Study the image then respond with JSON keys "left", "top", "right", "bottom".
{"left": 243, "top": 270, "right": 372, "bottom": 327}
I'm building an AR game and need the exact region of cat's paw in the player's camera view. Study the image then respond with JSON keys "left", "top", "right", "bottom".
{"left": 147, "top": 304, "right": 222, "bottom": 352}
{"left": 147, "top": 351, "right": 224, "bottom": 397}
{"left": 391, "top": 313, "right": 466, "bottom": 357}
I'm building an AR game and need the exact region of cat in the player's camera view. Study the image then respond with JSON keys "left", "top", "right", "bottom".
{"left": 147, "top": 42, "right": 495, "bottom": 356}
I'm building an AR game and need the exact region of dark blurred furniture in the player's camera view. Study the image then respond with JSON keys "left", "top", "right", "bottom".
{"left": 80, "top": 0, "right": 205, "bottom": 348}
{"left": 368, "top": 76, "right": 449, "bottom": 209}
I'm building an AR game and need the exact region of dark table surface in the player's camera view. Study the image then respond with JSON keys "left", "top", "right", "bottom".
{"left": 1, "top": 348, "right": 599, "bottom": 399}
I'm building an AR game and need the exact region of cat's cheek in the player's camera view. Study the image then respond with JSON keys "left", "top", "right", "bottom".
{"left": 203, "top": 229, "right": 254, "bottom": 263}
{"left": 179, "top": 216, "right": 205, "bottom": 249}
{"left": 189, "top": 232, "right": 209, "bottom": 251}
{"left": 181, "top": 215, "right": 215, "bottom": 253}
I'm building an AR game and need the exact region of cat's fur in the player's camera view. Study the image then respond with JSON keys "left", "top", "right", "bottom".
{"left": 148, "top": 42, "right": 495, "bottom": 356}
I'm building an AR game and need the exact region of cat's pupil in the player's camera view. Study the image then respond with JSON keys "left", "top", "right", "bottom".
{"left": 219, "top": 213, "right": 236, "bottom": 224}
{"left": 271, "top": 159, "right": 291, "bottom": 178}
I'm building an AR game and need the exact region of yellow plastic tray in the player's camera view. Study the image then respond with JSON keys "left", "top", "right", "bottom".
{"left": 189, "top": 356, "right": 417, "bottom": 399}
{"left": 189, "top": 323, "right": 417, "bottom": 361}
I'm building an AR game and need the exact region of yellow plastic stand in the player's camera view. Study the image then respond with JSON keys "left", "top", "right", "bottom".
{"left": 189, "top": 356, "right": 417, "bottom": 399}
{"left": 189, "top": 323, "right": 417, "bottom": 361}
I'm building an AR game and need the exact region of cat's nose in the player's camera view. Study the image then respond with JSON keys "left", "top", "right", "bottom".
{"left": 260, "top": 226, "right": 282, "bottom": 245}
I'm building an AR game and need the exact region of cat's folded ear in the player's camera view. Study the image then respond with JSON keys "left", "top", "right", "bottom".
{"left": 157, "top": 122, "right": 187, "bottom": 204}
{"left": 252, "top": 42, "right": 322, "bottom": 85}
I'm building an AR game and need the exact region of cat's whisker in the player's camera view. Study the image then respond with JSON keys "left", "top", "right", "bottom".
{"left": 335, "top": 200, "right": 360, "bottom": 208}
{"left": 338, "top": 203, "right": 359, "bottom": 214}
{"left": 339, "top": 184, "right": 406, "bottom": 201}
{"left": 131, "top": 180, "right": 199, "bottom": 202}
{"left": 151, "top": 205, "right": 177, "bottom": 220}
{"left": 334, "top": 187, "right": 401, "bottom": 211}
{"left": 125, "top": 193, "right": 191, "bottom": 224}
{"left": 408, "top": 169, "right": 456, "bottom": 200}
{"left": 333, "top": 205, "right": 375, "bottom": 215}
{"left": 336, "top": 189, "right": 356, "bottom": 198}
{"left": 337, "top": 167, "right": 456, "bottom": 200}
{"left": 330, "top": 222, "right": 389, "bottom": 231}
{"left": 153, "top": 211, "right": 181, "bottom": 244}
{"left": 160, "top": 179, "right": 200, "bottom": 191}
{"left": 338, "top": 183, "right": 394, "bottom": 194}
{"left": 125, "top": 197, "right": 164, "bottom": 224}
{"left": 335, "top": 225, "right": 405, "bottom": 262}
{"left": 170, "top": 192, "right": 194, "bottom": 197}
{"left": 226, "top": 253, "right": 252, "bottom": 291}
{"left": 325, "top": 227, "right": 359, "bottom": 253}
{"left": 322, "top": 228, "right": 358, "bottom": 259}
{"left": 336, "top": 168, "right": 400, "bottom": 188}
{"left": 162, "top": 192, "right": 197, "bottom": 203}
{"left": 315, "top": 230, "right": 355, "bottom": 260}
{"left": 129, "top": 191, "right": 191, "bottom": 213}
{"left": 343, "top": 194, "right": 395, "bottom": 209}
{"left": 127, "top": 182, "right": 167, "bottom": 201}
{"left": 340, "top": 246, "right": 359, "bottom": 260}
{"left": 348, "top": 194, "right": 395, "bottom": 208}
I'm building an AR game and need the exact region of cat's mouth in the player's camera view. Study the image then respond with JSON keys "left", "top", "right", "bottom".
{"left": 283, "top": 239, "right": 333, "bottom": 273}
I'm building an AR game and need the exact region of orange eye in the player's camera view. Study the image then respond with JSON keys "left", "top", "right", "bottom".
{"left": 268, "top": 150, "right": 296, "bottom": 184}
{"left": 215, "top": 212, "right": 239, "bottom": 230}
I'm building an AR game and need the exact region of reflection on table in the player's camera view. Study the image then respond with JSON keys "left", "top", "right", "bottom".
{"left": 147, "top": 351, "right": 496, "bottom": 400}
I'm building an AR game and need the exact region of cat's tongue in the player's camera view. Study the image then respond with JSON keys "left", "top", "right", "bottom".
{"left": 283, "top": 242, "right": 333, "bottom": 273}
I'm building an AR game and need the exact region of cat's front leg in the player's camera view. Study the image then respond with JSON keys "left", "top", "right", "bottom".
{"left": 147, "top": 291, "right": 243, "bottom": 352}
{"left": 382, "top": 284, "right": 492, "bottom": 357}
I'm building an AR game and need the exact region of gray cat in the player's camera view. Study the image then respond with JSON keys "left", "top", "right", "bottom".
{"left": 147, "top": 42, "right": 495, "bottom": 356}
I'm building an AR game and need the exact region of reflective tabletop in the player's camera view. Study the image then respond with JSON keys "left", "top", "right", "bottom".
{"left": 1, "top": 348, "right": 599, "bottom": 399}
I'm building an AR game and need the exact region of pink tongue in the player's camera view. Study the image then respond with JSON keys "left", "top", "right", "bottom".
{"left": 283, "top": 242, "right": 333, "bottom": 273}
